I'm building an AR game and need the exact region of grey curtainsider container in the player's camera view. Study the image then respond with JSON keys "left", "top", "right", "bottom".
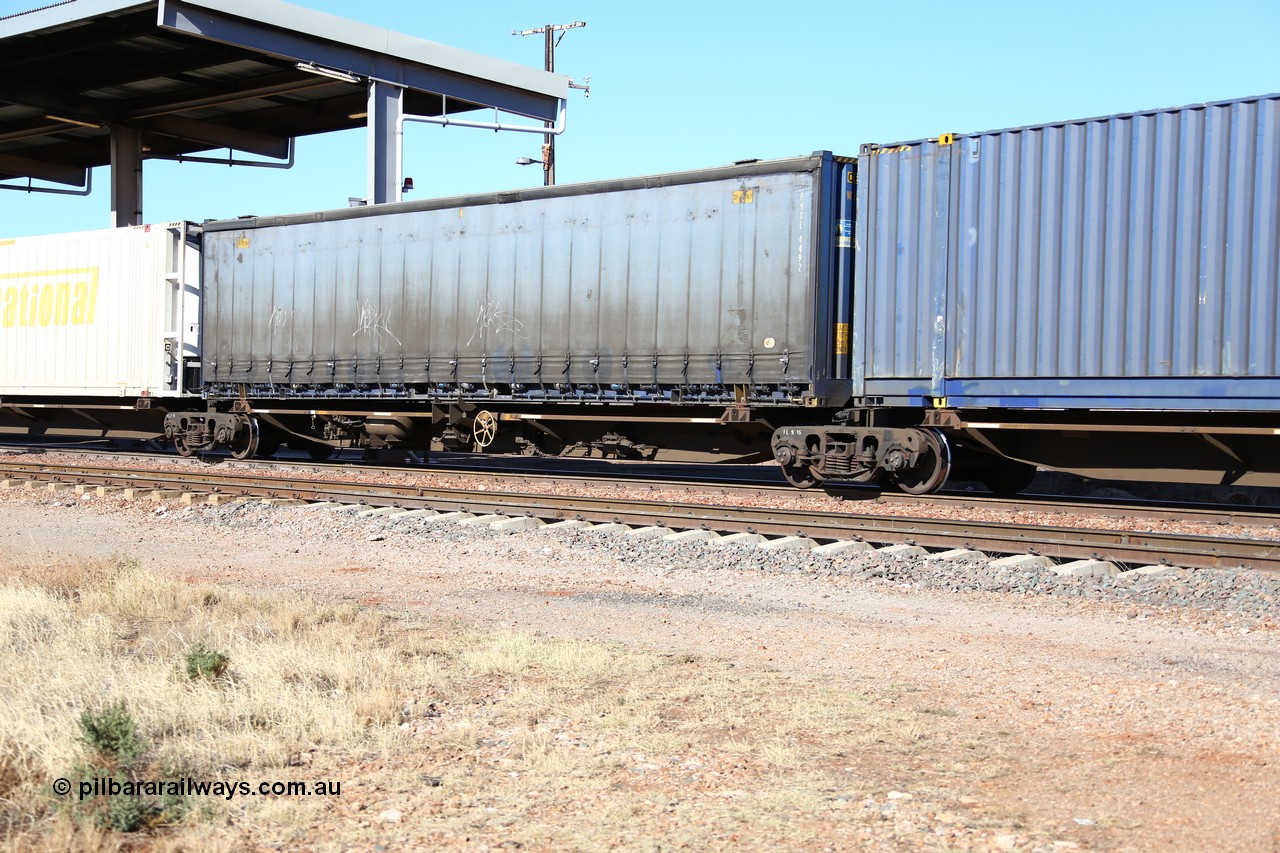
{"left": 855, "top": 93, "right": 1280, "bottom": 411}
{"left": 201, "top": 155, "right": 851, "bottom": 404}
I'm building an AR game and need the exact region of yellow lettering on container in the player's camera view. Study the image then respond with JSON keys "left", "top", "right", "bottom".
{"left": 71, "top": 283, "right": 90, "bottom": 325}
{"left": 0, "top": 268, "right": 101, "bottom": 329}
{"left": 55, "top": 282, "right": 70, "bottom": 325}
{"left": 37, "top": 284, "right": 54, "bottom": 326}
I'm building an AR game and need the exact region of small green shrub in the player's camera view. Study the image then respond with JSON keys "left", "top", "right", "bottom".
{"left": 68, "top": 764, "right": 195, "bottom": 833}
{"left": 102, "top": 773, "right": 154, "bottom": 832}
{"left": 183, "top": 642, "right": 229, "bottom": 681}
{"left": 78, "top": 701, "right": 145, "bottom": 766}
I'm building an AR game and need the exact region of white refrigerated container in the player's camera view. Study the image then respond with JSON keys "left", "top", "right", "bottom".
{"left": 0, "top": 222, "right": 200, "bottom": 398}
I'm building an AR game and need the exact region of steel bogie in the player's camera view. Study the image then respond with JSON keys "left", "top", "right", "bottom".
{"left": 771, "top": 424, "right": 955, "bottom": 494}
{"left": 162, "top": 411, "right": 260, "bottom": 458}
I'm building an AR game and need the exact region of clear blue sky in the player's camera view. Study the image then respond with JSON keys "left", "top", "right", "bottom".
{"left": 0, "top": 0, "right": 1276, "bottom": 237}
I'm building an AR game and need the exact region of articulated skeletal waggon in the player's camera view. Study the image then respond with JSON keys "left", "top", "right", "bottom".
{"left": 2, "top": 93, "right": 1278, "bottom": 494}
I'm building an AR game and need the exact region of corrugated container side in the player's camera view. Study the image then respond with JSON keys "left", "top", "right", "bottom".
{"left": 856, "top": 94, "right": 1280, "bottom": 409}
{"left": 0, "top": 224, "right": 198, "bottom": 397}
{"left": 853, "top": 143, "right": 950, "bottom": 398}
{"left": 204, "top": 164, "right": 824, "bottom": 395}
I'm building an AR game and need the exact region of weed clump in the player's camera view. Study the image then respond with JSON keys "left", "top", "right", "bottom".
{"left": 183, "top": 642, "right": 229, "bottom": 681}
{"left": 71, "top": 700, "right": 192, "bottom": 832}
{"left": 77, "top": 701, "right": 144, "bottom": 767}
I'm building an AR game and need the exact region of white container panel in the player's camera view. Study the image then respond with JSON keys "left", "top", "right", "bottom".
{"left": 0, "top": 223, "right": 196, "bottom": 397}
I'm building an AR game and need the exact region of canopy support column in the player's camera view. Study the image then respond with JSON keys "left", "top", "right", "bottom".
{"left": 367, "top": 80, "right": 403, "bottom": 204}
{"left": 110, "top": 126, "right": 142, "bottom": 227}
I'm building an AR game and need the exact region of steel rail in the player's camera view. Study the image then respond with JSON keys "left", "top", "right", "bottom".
{"left": 422, "top": 455, "right": 1280, "bottom": 528}
{"left": 5, "top": 443, "right": 1280, "bottom": 529}
{"left": 3, "top": 460, "right": 1278, "bottom": 572}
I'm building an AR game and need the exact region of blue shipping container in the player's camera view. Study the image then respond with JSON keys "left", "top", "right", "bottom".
{"left": 854, "top": 93, "right": 1280, "bottom": 411}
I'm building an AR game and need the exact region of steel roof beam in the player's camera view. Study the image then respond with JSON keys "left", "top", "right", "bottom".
{"left": 0, "top": 121, "right": 94, "bottom": 145}
{"left": 124, "top": 72, "right": 334, "bottom": 118}
{"left": 132, "top": 115, "right": 289, "bottom": 159}
{"left": 158, "top": 0, "right": 566, "bottom": 122}
{"left": 78, "top": 45, "right": 258, "bottom": 91}
{"left": 0, "top": 81, "right": 117, "bottom": 125}
{"left": 0, "top": 8, "right": 153, "bottom": 68}
{"left": 0, "top": 152, "right": 87, "bottom": 186}
{"left": 0, "top": 82, "right": 290, "bottom": 158}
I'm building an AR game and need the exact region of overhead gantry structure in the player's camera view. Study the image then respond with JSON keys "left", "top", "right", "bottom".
{"left": 0, "top": 0, "right": 569, "bottom": 225}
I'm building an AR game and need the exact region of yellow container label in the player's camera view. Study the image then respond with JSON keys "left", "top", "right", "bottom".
{"left": 0, "top": 267, "right": 100, "bottom": 329}
{"left": 834, "top": 322, "right": 850, "bottom": 355}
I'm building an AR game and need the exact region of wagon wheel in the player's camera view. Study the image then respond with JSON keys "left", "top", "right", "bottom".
{"left": 254, "top": 436, "right": 282, "bottom": 459}
{"left": 472, "top": 410, "right": 498, "bottom": 450}
{"left": 174, "top": 435, "right": 195, "bottom": 458}
{"left": 980, "top": 459, "right": 1036, "bottom": 496}
{"left": 227, "top": 416, "right": 260, "bottom": 461}
{"left": 306, "top": 443, "right": 336, "bottom": 462}
{"left": 780, "top": 461, "right": 819, "bottom": 489}
{"left": 891, "top": 429, "right": 951, "bottom": 495}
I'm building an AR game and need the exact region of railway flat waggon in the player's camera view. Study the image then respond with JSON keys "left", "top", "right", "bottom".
{"left": 2, "top": 93, "right": 1277, "bottom": 495}
{"left": 185, "top": 154, "right": 852, "bottom": 464}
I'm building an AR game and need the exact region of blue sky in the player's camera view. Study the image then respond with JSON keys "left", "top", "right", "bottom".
{"left": 1, "top": 0, "right": 1276, "bottom": 237}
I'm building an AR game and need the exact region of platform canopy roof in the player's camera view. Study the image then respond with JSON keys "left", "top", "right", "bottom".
{"left": 0, "top": 0, "right": 568, "bottom": 188}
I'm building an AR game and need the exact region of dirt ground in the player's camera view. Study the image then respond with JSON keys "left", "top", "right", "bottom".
{"left": 1, "top": 489, "right": 1277, "bottom": 852}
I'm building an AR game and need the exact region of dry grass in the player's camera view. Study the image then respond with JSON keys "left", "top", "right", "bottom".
{"left": 0, "top": 559, "right": 940, "bottom": 851}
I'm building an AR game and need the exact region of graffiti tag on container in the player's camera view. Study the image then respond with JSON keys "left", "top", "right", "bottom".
{"left": 353, "top": 300, "right": 401, "bottom": 354}
{"left": 269, "top": 305, "right": 295, "bottom": 348}
{"left": 467, "top": 299, "right": 528, "bottom": 346}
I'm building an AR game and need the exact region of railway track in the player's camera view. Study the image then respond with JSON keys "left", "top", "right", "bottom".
{"left": 7, "top": 440, "right": 1280, "bottom": 529}
{"left": 3, "top": 457, "right": 1278, "bottom": 573}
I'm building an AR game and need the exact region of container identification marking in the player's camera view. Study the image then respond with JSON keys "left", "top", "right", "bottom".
{"left": 836, "top": 219, "right": 853, "bottom": 248}
{"left": 1, "top": 267, "right": 100, "bottom": 329}
{"left": 732, "top": 189, "right": 754, "bottom": 204}
{"left": 834, "top": 323, "right": 850, "bottom": 355}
